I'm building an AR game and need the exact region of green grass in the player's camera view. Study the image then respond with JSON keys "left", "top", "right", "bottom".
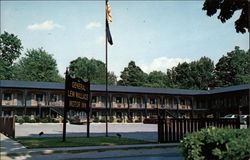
{"left": 15, "top": 136, "right": 151, "bottom": 149}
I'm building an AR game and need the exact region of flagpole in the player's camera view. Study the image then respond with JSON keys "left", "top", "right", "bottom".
{"left": 105, "top": 0, "right": 109, "bottom": 137}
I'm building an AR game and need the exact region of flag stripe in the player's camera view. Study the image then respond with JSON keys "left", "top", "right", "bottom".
{"left": 106, "top": 0, "right": 113, "bottom": 45}
{"left": 106, "top": 20, "right": 113, "bottom": 45}
{"left": 106, "top": 0, "right": 112, "bottom": 23}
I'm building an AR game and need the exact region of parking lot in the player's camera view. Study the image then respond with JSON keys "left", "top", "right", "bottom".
{"left": 16, "top": 123, "right": 158, "bottom": 142}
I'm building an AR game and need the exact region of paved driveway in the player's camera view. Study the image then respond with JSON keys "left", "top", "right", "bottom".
{"left": 15, "top": 123, "right": 158, "bottom": 142}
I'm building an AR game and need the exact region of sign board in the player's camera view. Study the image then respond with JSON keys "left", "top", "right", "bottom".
{"left": 64, "top": 74, "right": 90, "bottom": 111}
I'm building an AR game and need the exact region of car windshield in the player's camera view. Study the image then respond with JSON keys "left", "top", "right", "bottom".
{"left": 224, "top": 114, "right": 233, "bottom": 118}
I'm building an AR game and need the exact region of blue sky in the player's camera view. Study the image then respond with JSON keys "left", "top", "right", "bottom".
{"left": 1, "top": 1, "right": 249, "bottom": 78}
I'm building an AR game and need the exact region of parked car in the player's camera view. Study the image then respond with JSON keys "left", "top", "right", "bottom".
{"left": 222, "top": 114, "right": 236, "bottom": 119}
{"left": 69, "top": 115, "right": 91, "bottom": 124}
{"left": 143, "top": 116, "right": 158, "bottom": 124}
{"left": 239, "top": 115, "right": 249, "bottom": 124}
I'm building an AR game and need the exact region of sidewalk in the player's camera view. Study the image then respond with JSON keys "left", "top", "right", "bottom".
{"left": 0, "top": 133, "right": 180, "bottom": 159}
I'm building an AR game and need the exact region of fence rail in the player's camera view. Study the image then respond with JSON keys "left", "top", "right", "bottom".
{"left": 158, "top": 118, "right": 240, "bottom": 143}
{"left": 0, "top": 116, "right": 15, "bottom": 138}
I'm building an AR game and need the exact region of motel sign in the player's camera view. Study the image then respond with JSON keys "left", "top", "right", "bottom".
{"left": 64, "top": 74, "right": 90, "bottom": 111}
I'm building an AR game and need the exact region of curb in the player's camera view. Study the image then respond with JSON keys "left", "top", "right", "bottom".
{"left": 0, "top": 143, "right": 179, "bottom": 157}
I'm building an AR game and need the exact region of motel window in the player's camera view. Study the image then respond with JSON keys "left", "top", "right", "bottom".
{"left": 116, "top": 97, "right": 122, "bottom": 103}
{"left": 4, "top": 93, "right": 12, "bottom": 101}
{"left": 129, "top": 97, "right": 133, "bottom": 104}
{"left": 116, "top": 112, "right": 122, "bottom": 118}
{"left": 136, "top": 98, "right": 142, "bottom": 104}
{"left": 174, "top": 98, "right": 178, "bottom": 105}
{"left": 150, "top": 98, "right": 156, "bottom": 104}
{"left": 92, "top": 96, "right": 97, "bottom": 103}
{"left": 36, "top": 94, "right": 43, "bottom": 102}
{"left": 180, "top": 99, "right": 185, "bottom": 105}
{"left": 50, "top": 94, "right": 58, "bottom": 102}
{"left": 101, "top": 96, "right": 105, "bottom": 103}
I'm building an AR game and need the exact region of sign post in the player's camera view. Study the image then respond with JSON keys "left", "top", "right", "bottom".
{"left": 63, "top": 69, "right": 90, "bottom": 142}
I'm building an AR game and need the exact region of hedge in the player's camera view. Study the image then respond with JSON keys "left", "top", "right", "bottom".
{"left": 179, "top": 127, "right": 250, "bottom": 160}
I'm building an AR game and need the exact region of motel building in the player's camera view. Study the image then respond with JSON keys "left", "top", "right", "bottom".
{"left": 0, "top": 80, "right": 249, "bottom": 122}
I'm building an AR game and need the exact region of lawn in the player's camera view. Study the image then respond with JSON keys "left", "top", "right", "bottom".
{"left": 15, "top": 136, "right": 151, "bottom": 149}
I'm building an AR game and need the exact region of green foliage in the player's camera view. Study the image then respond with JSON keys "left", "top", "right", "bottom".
{"left": 99, "top": 117, "right": 106, "bottom": 123}
{"left": 0, "top": 31, "right": 23, "bottom": 80}
{"left": 52, "top": 119, "right": 59, "bottom": 123}
{"left": 69, "top": 57, "right": 117, "bottom": 85}
{"left": 127, "top": 119, "right": 133, "bottom": 123}
{"left": 29, "top": 119, "right": 36, "bottom": 123}
{"left": 146, "top": 71, "right": 166, "bottom": 88}
{"left": 109, "top": 116, "right": 114, "bottom": 123}
{"left": 166, "top": 57, "right": 214, "bottom": 90}
{"left": 34, "top": 116, "right": 40, "bottom": 123}
{"left": 214, "top": 46, "right": 250, "bottom": 87}
{"left": 180, "top": 127, "right": 250, "bottom": 160}
{"left": 202, "top": 0, "right": 249, "bottom": 33}
{"left": 117, "top": 119, "right": 123, "bottom": 123}
{"left": 18, "top": 119, "right": 24, "bottom": 124}
{"left": 14, "top": 48, "right": 63, "bottom": 82}
{"left": 135, "top": 119, "right": 142, "bottom": 123}
{"left": 23, "top": 116, "right": 31, "bottom": 123}
{"left": 93, "top": 117, "right": 99, "bottom": 123}
{"left": 41, "top": 119, "right": 49, "bottom": 123}
{"left": 118, "top": 61, "right": 148, "bottom": 86}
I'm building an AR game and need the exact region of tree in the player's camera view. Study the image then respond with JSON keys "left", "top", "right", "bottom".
{"left": 146, "top": 71, "right": 166, "bottom": 88}
{"left": 165, "top": 57, "right": 215, "bottom": 90}
{"left": 190, "top": 57, "right": 215, "bottom": 90}
{"left": 214, "top": 46, "right": 250, "bottom": 87}
{"left": 202, "top": 0, "right": 249, "bottom": 33}
{"left": 172, "top": 62, "right": 193, "bottom": 89}
{"left": 118, "top": 61, "right": 148, "bottom": 86}
{"left": 69, "top": 57, "right": 117, "bottom": 85}
{"left": 0, "top": 31, "right": 23, "bottom": 80}
{"left": 108, "top": 71, "right": 117, "bottom": 85}
{"left": 15, "top": 48, "right": 63, "bottom": 82}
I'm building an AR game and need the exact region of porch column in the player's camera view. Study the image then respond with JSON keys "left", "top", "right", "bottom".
{"left": 127, "top": 95, "right": 130, "bottom": 120}
{"left": 144, "top": 95, "right": 148, "bottom": 118}
{"left": 24, "top": 89, "right": 27, "bottom": 115}
{"left": 0, "top": 88, "right": 2, "bottom": 116}
{"left": 176, "top": 96, "right": 180, "bottom": 117}
{"left": 109, "top": 93, "right": 112, "bottom": 121}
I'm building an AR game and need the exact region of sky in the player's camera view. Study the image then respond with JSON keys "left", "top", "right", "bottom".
{"left": 1, "top": 1, "right": 249, "bottom": 78}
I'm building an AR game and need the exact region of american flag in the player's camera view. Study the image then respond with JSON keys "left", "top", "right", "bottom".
{"left": 106, "top": 0, "right": 113, "bottom": 45}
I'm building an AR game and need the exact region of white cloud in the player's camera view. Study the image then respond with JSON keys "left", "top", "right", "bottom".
{"left": 139, "top": 57, "right": 191, "bottom": 73}
{"left": 85, "top": 22, "right": 101, "bottom": 30}
{"left": 27, "top": 20, "right": 62, "bottom": 30}
{"left": 96, "top": 36, "right": 105, "bottom": 43}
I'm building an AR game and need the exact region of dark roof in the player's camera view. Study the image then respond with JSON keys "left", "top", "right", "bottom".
{"left": 91, "top": 85, "right": 208, "bottom": 95}
{"left": 208, "top": 84, "right": 250, "bottom": 94}
{"left": 0, "top": 80, "right": 64, "bottom": 90}
{"left": 0, "top": 80, "right": 249, "bottom": 95}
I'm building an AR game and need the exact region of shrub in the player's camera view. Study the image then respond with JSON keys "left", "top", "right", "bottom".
{"left": 34, "top": 116, "right": 40, "bottom": 123}
{"left": 29, "top": 119, "right": 36, "bottom": 123}
{"left": 179, "top": 127, "right": 250, "bottom": 160}
{"left": 127, "top": 119, "right": 133, "bottom": 123}
{"left": 18, "top": 119, "right": 24, "bottom": 124}
{"left": 99, "top": 117, "right": 106, "bottom": 123}
{"left": 109, "top": 117, "right": 114, "bottom": 123}
{"left": 52, "top": 119, "right": 59, "bottom": 123}
{"left": 41, "top": 119, "right": 49, "bottom": 123}
{"left": 93, "top": 117, "right": 99, "bottom": 123}
{"left": 135, "top": 119, "right": 142, "bottom": 123}
{"left": 23, "top": 116, "right": 30, "bottom": 123}
{"left": 117, "top": 119, "right": 123, "bottom": 123}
